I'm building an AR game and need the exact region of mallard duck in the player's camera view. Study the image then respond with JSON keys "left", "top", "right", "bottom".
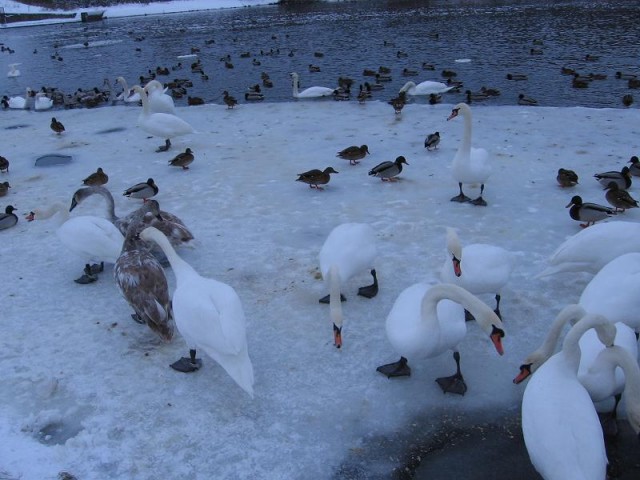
{"left": 465, "top": 89, "right": 490, "bottom": 102}
{"left": 0, "top": 205, "right": 18, "bottom": 230}
{"left": 594, "top": 166, "right": 632, "bottom": 189}
{"left": 168, "top": 148, "right": 194, "bottom": 170}
{"left": 123, "top": 178, "right": 159, "bottom": 202}
{"left": 561, "top": 66, "right": 576, "bottom": 75}
{"left": 0, "top": 181, "right": 10, "bottom": 197}
{"left": 296, "top": 167, "right": 338, "bottom": 190}
{"left": 572, "top": 75, "right": 590, "bottom": 89}
{"left": 336, "top": 145, "right": 369, "bottom": 165}
{"left": 114, "top": 224, "right": 174, "bottom": 342}
{"left": 566, "top": 195, "right": 616, "bottom": 228}
{"left": 627, "top": 156, "right": 640, "bottom": 176}
{"left": 628, "top": 78, "right": 640, "bottom": 88}
{"left": 622, "top": 94, "right": 634, "bottom": 107}
{"left": 428, "top": 93, "right": 442, "bottom": 105}
{"left": 50, "top": 117, "right": 65, "bottom": 134}
{"left": 604, "top": 182, "right": 639, "bottom": 212}
{"left": 244, "top": 91, "right": 264, "bottom": 101}
{"left": 424, "top": 132, "right": 440, "bottom": 150}
{"left": 506, "top": 73, "right": 528, "bottom": 81}
{"left": 368, "top": 156, "right": 408, "bottom": 181}
{"left": 139, "top": 227, "right": 254, "bottom": 397}
{"left": 518, "top": 93, "right": 538, "bottom": 106}
{"left": 557, "top": 168, "right": 579, "bottom": 187}
{"left": 82, "top": 167, "right": 108, "bottom": 186}
{"left": 0, "top": 156, "right": 8, "bottom": 173}
{"left": 388, "top": 96, "right": 405, "bottom": 114}
{"left": 223, "top": 91, "right": 238, "bottom": 109}
{"left": 357, "top": 84, "right": 370, "bottom": 103}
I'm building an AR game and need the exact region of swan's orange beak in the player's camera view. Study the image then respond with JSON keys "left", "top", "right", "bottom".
{"left": 513, "top": 364, "right": 532, "bottom": 384}
{"left": 452, "top": 257, "right": 462, "bottom": 277}
{"left": 490, "top": 326, "right": 504, "bottom": 355}
{"left": 333, "top": 323, "right": 342, "bottom": 349}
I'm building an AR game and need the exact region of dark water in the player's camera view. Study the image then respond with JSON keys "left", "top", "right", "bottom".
{"left": 1, "top": 0, "right": 640, "bottom": 109}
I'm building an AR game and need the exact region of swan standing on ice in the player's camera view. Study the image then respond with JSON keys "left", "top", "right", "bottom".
{"left": 140, "top": 227, "right": 254, "bottom": 397}
{"left": 290, "top": 72, "right": 336, "bottom": 99}
{"left": 25, "top": 202, "right": 123, "bottom": 283}
{"left": 377, "top": 283, "right": 505, "bottom": 395}
{"left": 521, "top": 314, "right": 616, "bottom": 480}
{"left": 536, "top": 221, "right": 640, "bottom": 277}
{"left": 440, "top": 227, "right": 514, "bottom": 319}
{"left": 132, "top": 85, "right": 194, "bottom": 152}
{"left": 447, "top": 103, "right": 491, "bottom": 206}
{"left": 318, "top": 223, "right": 378, "bottom": 348}
{"left": 7, "top": 63, "right": 21, "bottom": 78}
{"left": 398, "top": 80, "right": 454, "bottom": 96}
{"left": 144, "top": 79, "right": 175, "bottom": 114}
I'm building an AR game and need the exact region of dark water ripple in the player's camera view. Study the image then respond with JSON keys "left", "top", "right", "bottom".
{"left": 1, "top": 0, "right": 639, "bottom": 110}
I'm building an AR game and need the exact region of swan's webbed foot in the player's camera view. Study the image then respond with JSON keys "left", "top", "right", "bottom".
{"left": 357, "top": 269, "right": 379, "bottom": 298}
{"left": 469, "top": 196, "right": 488, "bottom": 206}
{"left": 131, "top": 313, "right": 146, "bottom": 324}
{"left": 436, "top": 351, "right": 467, "bottom": 395}
{"left": 170, "top": 349, "right": 202, "bottom": 372}
{"left": 89, "top": 262, "right": 104, "bottom": 275}
{"left": 319, "top": 293, "right": 346, "bottom": 304}
{"left": 156, "top": 139, "right": 171, "bottom": 152}
{"left": 435, "top": 372, "right": 468, "bottom": 395}
{"left": 450, "top": 193, "right": 471, "bottom": 203}
{"left": 73, "top": 264, "right": 98, "bottom": 284}
{"left": 377, "top": 356, "right": 411, "bottom": 378}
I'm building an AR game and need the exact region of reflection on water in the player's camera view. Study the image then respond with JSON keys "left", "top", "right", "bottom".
{"left": 1, "top": 0, "right": 639, "bottom": 109}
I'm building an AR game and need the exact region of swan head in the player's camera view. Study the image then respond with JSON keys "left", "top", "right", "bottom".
{"left": 445, "top": 227, "right": 462, "bottom": 277}
{"left": 447, "top": 102, "right": 470, "bottom": 121}
{"left": 490, "top": 324, "right": 505, "bottom": 355}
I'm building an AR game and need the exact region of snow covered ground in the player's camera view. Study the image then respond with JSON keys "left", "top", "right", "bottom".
{"left": 0, "top": 98, "right": 639, "bottom": 478}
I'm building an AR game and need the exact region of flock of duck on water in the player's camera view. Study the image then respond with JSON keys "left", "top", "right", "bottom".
{"left": 2, "top": 34, "right": 640, "bottom": 479}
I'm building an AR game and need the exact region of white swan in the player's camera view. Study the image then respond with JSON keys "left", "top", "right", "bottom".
{"left": 144, "top": 79, "right": 175, "bottom": 114}
{"left": 114, "top": 225, "right": 174, "bottom": 342}
{"left": 521, "top": 314, "right": 616, "bottom": 480}
{"left": 290, "top": 72, "right": 336, "bottom": 99}
{"left": 25, "top": 202, "right": 123, "bottom": 281}
{"left": 440, "top": 227, "right": 514, "bottom": 318}
{"left": 139, "top": 226, "right": 254, "bottom": 397}
{"left": 132, "top": 85, "right": 194, "bottom": 152}
{"left": 447, "top": 102, "right": 491, "bottom": 206}
{"left": 536, "top": 221, "right": 640, "bottom": 277}
{"left": 514, "top": 304, "right": 637, "bottom": 428}
{"left": 34, "top": 92, "right": 53, "bottom": 111}
{"left": 8, "top": 87, "right": 32, "bottom": 109}
{"left": 318, "top": 223, "right": 378, "bottom": 348}
{"left": 399, "top": 80, "right": 454, "bottom": 96}
{"left": 377, "top": 283, "right": 505, "bottom": 395}
{"left": 115, "top": 76, "right": 141, "bottom": 103}
{"left": 7, "top": 63, "right": 21, "bottom": 78}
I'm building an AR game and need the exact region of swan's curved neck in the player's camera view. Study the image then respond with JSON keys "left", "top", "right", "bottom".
{"left": 526, "top": 304, "right": 586, "bottom": 368}
{"left": 291, "top": 75, "right": 300, "bottom": 98}
{"left": 422, "top": 283, "right": 502, "bottom": 334}
{"left": 457, "top": 105, "right": 472, "bottom": 154}
{"left": 562, "top": 314, "right": 614, "bottom": 371}
{"left": 134, "top": 86, "right": 150, "bottom": 114}
{"left": 91, "top": 187, "right": 119, "bottom": 223}
{"left": 328, "top": 265, "right": 342, "bottom": 328}
{"left": 445, "top": 227, "right": 462, "bottom": 259}
{"left": 145, "top": 228, "right": 194, "bottom": 279}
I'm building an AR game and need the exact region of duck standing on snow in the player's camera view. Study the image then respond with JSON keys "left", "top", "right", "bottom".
{"left": 0, "top": 156, "right": 9, "bottom": 173}
{"left": 594, "top": 166, "right": 632, "bottom": 190}
{"left": 336, "top": 145, "right": 369, "bottom": 165}
{"left": 50, "top": 117, "right": 65, "bottom": 135}
{"left": 168, "top": 148, "right": 194, "bottom": 170}
{"left": 604, "top": 181, "right": 638, "bottom": 212}
{"left": 0, "top": 182, "right": 10, "bottom": 197}
{"left": 82, "top": 167, "right": 109, "bottom": 186}
{"left": 447, "top": 103, "right": 491, "bottom": 206}
{"left": 368, "top": 156, "right": 408, "bottom": 181}
{"left": 139, "top": 226, "right": 254, "bottom": 397}
{"left": 114, "top": 223, "right": 174, "bottom": 342}
{"left": 0, "top": 205, "right": 18, "bottom": 230}
{"left": 565, "top": 195, "right": 616, "bottom": 228}
{"left": 123, "top": 178, "right": 159, "bottom": 202}
{"left": 296, "top": 167, "right": 338, "bottom": 190}
{"left": 627, "top": 155, "right": 640, "bottom": 177}
{"left": 318, "top": 223, "right": 378, "bottom": 348}
{"left": 556, "top": 168, "right": 579, "bottom": 187}
{"left": 424, "top": 132, "right": 440, "bottom": 150}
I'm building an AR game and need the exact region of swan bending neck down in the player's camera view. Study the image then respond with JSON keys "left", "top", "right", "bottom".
{"left": 140, "top": 226, "right": 254, "bottom": 398}
{"left": 522, "top": 314, "right": 617, "bottom": 480}
{"left": 447, "top": 102, "right": 491, "bottom": 206}
{"left": 377, "top": 283, "right": 505, "bottom": 395}
{"left": 133, "top": 85, "right": 193, "bottom": 152}
{"left": 144, "top": 79, "right": 175, "bottom": 114}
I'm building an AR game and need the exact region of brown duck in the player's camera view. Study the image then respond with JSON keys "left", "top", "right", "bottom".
{"left": 50, "top": 117, "right": 65, "bottom": 134}
{"left": 337, "top": 145, "right": 369, "bottom": 165}
{"left": 296, "top": 167, "right": 338, "bottom": 190}
{"left": 82, "top": 167, "right": 109, "bottom": 186}
{"left": 169, "top": 148, "right": 195, "bottom": 170}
